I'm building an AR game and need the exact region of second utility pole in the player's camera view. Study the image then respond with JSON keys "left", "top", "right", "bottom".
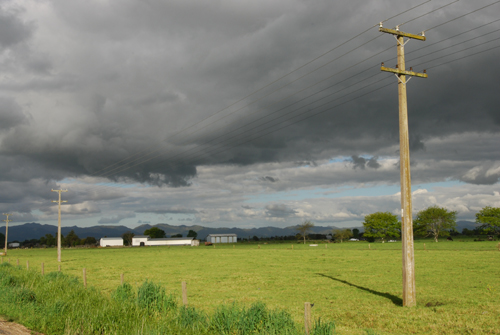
{"left": 52, "top": 189, "right": 68, "bottom": 262}
{"left": 2, "top": 213, "right": 12, "bottom": 255}
{"left": 379, "top": 23, "right": 427, "bottom": 307}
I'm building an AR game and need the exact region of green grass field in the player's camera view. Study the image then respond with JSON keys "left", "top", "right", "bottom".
{"left": 2, "top": 239, "right": 500, "bottom": 334}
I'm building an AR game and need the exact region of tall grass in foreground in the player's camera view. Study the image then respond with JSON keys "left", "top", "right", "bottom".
{"left": 0, "top": 263, "right": 335, "bottom": 334}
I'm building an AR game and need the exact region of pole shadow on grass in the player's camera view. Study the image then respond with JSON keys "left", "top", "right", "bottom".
{"left": 316, "top": 273, "right": 402, "bottom": 306}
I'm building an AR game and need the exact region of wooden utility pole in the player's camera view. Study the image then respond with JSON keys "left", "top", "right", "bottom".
{"left": 51, "top": 189, "right": 68, "bottom": 263}
{"left": 379, "top": 23, "right": 427, "bottom": 307}
{"left": 2, "top": 213, "right": 12, "bottom": 255}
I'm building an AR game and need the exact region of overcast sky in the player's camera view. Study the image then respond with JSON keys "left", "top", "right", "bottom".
{"left": 0, "top": 0, "right": 499, "bottom": 230}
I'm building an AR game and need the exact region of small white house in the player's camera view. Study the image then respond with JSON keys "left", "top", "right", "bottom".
{"left": 206, "top": 234, "right": 237, "bottom": 243}
{"left": 100, "top": 237, "right": 123, "bottom": 247}
{"left": 8, "top": 242, "right": 20, "bottom": 248}
{"left": 132, "top": 235, "right": 196, "bottom": 247}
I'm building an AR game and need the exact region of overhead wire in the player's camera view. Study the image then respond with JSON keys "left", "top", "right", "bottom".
{"left": 426, "top": 43, "right": 500, "bottom": 69}
{"left": 69, "top": 0, "right": 497, "bottom": 191}
{"left": 398, "top": 0, "right": 459, "bottom": 28}
{"left": 84, "top": 1, "right": 435, "bottom": 179}
{"left": 413, "top": 35, "right": 500, "bottom": 67}
{"left": 424, "top": 0, "right": 500, "bottom": 32}
{"left": 97, "top": 47, "right": 394, "bottom": 179}
{"left": 408, "top": 27, "right": 500, "bottom": 62}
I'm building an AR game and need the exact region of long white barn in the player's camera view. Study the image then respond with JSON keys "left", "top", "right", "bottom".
{"left": 100, "top": 237, "right": 123, "bottom": 247}
{"left": 206, "top": 234, "right": 237, "bottom": 243}
{"left": 132, "top": 235, "right": 196, "bottom": 247}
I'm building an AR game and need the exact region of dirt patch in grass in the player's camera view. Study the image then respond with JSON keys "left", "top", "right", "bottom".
{"left": 0, "top": 316, "right": 44, "bottom": 335}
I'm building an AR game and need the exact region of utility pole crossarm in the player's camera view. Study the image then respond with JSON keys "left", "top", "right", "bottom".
{"left": 381, "top": 65, "right": 428, "bottom": 78}
{"left": 379, "top": 27, "right": 426, "bottom": 41}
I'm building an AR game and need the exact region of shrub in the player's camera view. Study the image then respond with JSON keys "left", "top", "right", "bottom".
{"left": 137, "top": 280, "right": 177, "bottom": 313}
{"left": 111, "top": 282, "right": 135, "bottom": 303}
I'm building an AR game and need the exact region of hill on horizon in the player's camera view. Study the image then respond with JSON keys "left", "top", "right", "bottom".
{"left": 0, "top": 220, "right": 477, "bottom": 242}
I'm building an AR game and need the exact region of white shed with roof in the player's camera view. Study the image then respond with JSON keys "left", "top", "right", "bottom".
{"left": 206, "top": 234, "right": 237, "bottom": 243}
{"left": 100, "top": 237, "right": 123, "bottom": 247}
{"left": 132, "top": 236, "right": 196, "bottom": 247}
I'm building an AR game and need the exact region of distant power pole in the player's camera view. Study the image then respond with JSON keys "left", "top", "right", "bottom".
{"left": 52, "top": 189, "right": 68, "bottom": 262}
{"left": 379, "top": 23, "right": 427, "bottom": 307}
{"left": 2, "top": 213, "right": 12, "bottom": 255}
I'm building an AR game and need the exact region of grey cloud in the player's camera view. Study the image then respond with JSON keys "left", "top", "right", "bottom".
{"left": 260, "top": 176, "right": 278, "bottom": 182}
{"left": 241, "top": 205, "right": 253, "bottom": 209}
{"left": 459, "top": 164, "right": 500, "bottom": 185}
{"left": 0, "top": 98, "right": 28, "bottom": 131}
{"left": 265, "top": 203, "right": 297, "bottom": 218}
{"left": 350, "top": 155, "right": 367, "bottom": 170}
{"left": 367, "top": 156, "right": 381, "bottom": 169}
{"left": 0, "top": 8, "right": 33, "bottom": 48}
{"left": 98, "top": 212, "right": 135, "bottom": 224}
{"left": 136, "top": 207, "right": 198, "bottom": 214}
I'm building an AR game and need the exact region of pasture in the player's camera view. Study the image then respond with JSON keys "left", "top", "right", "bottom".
{"left": 3, "top": 240, "right": 500, "bottom": 334}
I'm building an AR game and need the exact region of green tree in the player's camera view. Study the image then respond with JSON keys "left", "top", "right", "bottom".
{"left": 475, "top": 206, "right": 500, "bottom": 236}
{"left": 83, "top": 236, "right": 97, "bottom": 245}
{"left": 39, "top": 234, "right": 55, "bottom": 246}
{"left": 144, "top": 227, "right": 166, "bottom": 238}
{"left": 64, "top": 230, "right": 80, "bottom": 247}
{"left": 332, "top": 228, "right": 353, "bottom": 243}
{"left": 352, "top": 228, "right": 360, "bottom": 238}
{"left": 362, "top": 212, "right": 401, "bottom": 242}
{"left": 122, "top": 231, "right": 135, "bottom": 246}
{"left": 187, "top": 230, "right": 198, "bottom": 239}
{"left": 296, "top": 220, "right": 314, "bottom": 244}
{"left": 414, "top": 206, "right": 457, "bottom": 242}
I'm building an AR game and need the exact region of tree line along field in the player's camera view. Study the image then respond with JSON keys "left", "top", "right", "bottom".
{"left": 3, "top": 240, "right": 500, "bottom": 334}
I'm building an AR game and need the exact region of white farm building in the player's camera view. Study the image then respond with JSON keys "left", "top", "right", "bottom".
{"left": 100, "top": 237, "right": 123, "bottom": 247}
{"left": 206, "top": 234, "right": 237, "bottom": 243}
{"left": 132, "top": 235, "right": 196, "bottom": 247}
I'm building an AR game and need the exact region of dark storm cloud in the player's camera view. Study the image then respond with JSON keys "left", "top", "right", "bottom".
{"left": 0, "top": 97, "right": 28, "bottom": 130}
{"left": 0, "top": 7, "right": 33, "bottom": 48}
{"left": 0, "top": 0, "right": 499, "bottom": 195}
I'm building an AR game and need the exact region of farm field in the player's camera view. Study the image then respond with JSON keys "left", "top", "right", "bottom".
{"left": 3, "top": 240, "right": 500, "bottom": 335}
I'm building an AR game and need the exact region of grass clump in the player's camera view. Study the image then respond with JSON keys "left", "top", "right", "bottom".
{"left": 137, "top": 279, "right": 177, "bottom": 313}
{"left": 0, "top": 265, "right": 334, "bottom": 334}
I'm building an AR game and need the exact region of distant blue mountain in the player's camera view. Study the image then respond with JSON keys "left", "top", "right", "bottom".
{"left": 0, "top": 222, "right": 343, "bottom": 242}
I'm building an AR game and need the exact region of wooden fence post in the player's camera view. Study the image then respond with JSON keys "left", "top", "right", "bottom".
{"left": 182, "top": 281, "right": 188, "bottom": 306}
{"left": 26, "top": 260, "right": 29, "bottom": 270}
{"left": 83, "top": 268, "right": 87, "bottom": 288}
{"left": 258, "top": 245, "right": 261, "bottom": 249}
{"left": 16, "top": 259, "right": 19, "bottom": 266}
{"left": 292, "top": 245, "right": 294, "bottom": 250}
{"left": 121, "top": 273, "right": 124, "bottom": 285}
{"left": 41, "top": 262, "right": 44, "bottom": 275}
{"left": 304, "top": 302, "right": 311, "bottom": 334}
{"left": 58, "top": 264, "right": 61, "bottom": 272}
{"left": 424, "top": 243, "right": 426, "bottom": 250}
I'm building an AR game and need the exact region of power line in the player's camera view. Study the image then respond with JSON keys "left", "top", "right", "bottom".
{"left": 413, "top": 36, "right": 500, "bottom": 68}
{"left": 86, "top": 1, "right": 436, "bottom": 179}
{"left": 398, "top": 0, "right": 459, "bottom": 28}
{"left": 424, "top": 0, "right": 500, "bottom": 32}
{"left": 408, "top": 28, "right": 500, "bottom": 62}
{"left": 426, "top": 43, "right": 500, "bottom": 69}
